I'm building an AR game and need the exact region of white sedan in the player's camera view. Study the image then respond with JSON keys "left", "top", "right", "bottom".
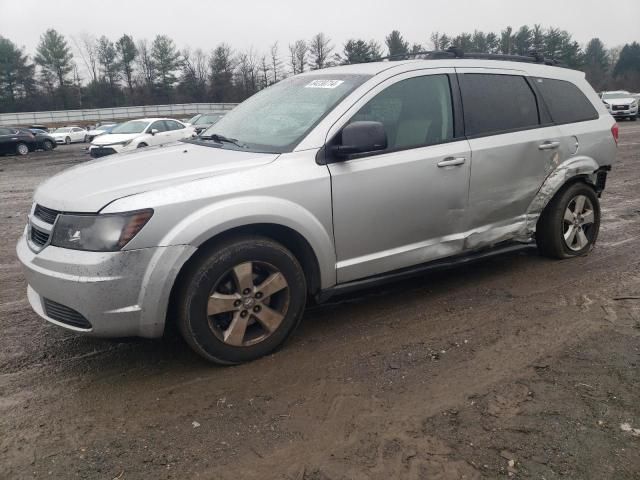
{"left": 88, "top": 118, "right": 196, "bottom": 158}
{"left": 50, "top": 126, "right": 89, "bottom": 144}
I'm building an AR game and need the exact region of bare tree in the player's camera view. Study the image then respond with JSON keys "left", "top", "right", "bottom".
{"left": 235, "top": 48, "right": 259, "bottom": 98}
{"left": 136, "top": 39, "right": 155, "bottom": 90}
{"left": 309, "top": 33, "right": 334, "bottom": 70}
{"left": 71, "top": 33, "right": 98, "bottom": 83}
{"left": 270, "top": 42, "right": 283, "bottom": 83}
{"left": 288, "top": 40, "right": 307, "bottom": 74}
{"left": 259, "top": 54, "right": 271, "bottom": 89}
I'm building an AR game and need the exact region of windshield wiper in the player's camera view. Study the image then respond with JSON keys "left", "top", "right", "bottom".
{"left": 199, "top": 133, "right": 247, "bottom": 148}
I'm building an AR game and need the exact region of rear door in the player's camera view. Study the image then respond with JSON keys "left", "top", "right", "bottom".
{"left": 456, "top": 68, "right": 565, "bottom": 240}
{"left": 164, "top": 120, "right": 188, "bottom": 142}
{"left": 327, "top": 69, "right": 472, "bottom": 283}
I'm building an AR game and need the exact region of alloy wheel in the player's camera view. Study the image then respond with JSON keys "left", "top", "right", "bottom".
{"left": 16, "top": 143, "right": 28, "bottom": 155}
{"left": 206, "top": 261, "right": 290, "bottom": 347}
{"left": 563, "top": 194, "right": 595, "bottom": 251}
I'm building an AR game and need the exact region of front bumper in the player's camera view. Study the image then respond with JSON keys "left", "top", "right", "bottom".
{"left": 609, "top": 106, "right": 638, "bottom": 117}
{"left": 17, "top": 235, "right": 196, "bottom": 338}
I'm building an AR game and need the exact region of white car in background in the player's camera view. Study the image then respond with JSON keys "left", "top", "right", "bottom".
{"left": 86, "top": 123, "right": 117, "bottom": 142}
{"left": 50, "top": 126, "right": 89, "bottom": 144}
{"left": 600, "top": 91, "right": 638, "bottom": 120}
{"left": 88, "top": 118, "right": 196, "bottom": 158}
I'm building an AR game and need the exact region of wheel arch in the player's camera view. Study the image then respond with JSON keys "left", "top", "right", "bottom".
{"left": 164, "top": 222, "right": 325, "bottom": 335}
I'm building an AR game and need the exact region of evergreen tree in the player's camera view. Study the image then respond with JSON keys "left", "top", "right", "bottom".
{"left": 116, "top": 34, "right": 137, "bottom": 94}
{"left": 34, "top": 29, "right": 73, "bottom": 106}
{"left": 583, "top": 38, "right": 610, "bottom": 90}
{"left": 151, "top": 35, "right": 180, "bottom": 99}
{"left": 385, "top": 30, "right": 409, "bottom": 57}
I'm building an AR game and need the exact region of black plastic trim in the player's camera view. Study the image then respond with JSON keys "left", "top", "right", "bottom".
{"left": 316, "top": 241, "right": 535, "bottom": 303}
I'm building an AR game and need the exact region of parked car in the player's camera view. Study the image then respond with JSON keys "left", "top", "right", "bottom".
{"left": 50, "top": 126, "right": 89, "bottom": 144}
{"left": 86, "top": 124, "right": 117, "bottom": 142}
{"left": 0, "top": 126, "right": 37, "bottom": 155}
{"left": 88, "top": 118, "right": 195, "bottom": 158}
{"left": 28, "top": 124, "right": 49, "bottom": 132}
{"left": 28, "top": 129, "right": 57, "bottom": 151}
{"left": 191, "top": 112, "right": 224, "bottom": 134}
{"left": 184, "top": 113, "right": 202, "bottom": 126}
{"left": 600, "top": 90, "right": 638, "bottom": 120}
{"left": 18, "top": 54, "right": 617, "bottom": 365}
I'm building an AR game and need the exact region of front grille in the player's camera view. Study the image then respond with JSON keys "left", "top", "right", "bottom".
{"left": 612, "top": 105, "right": 628, "bottom": 111}
{"left": 34, "top": 204, "right": 59, "bottom": 224}
{"left": 90, "top": 147, "right": 117, "bottom": 158}
{"left": 43, "top": 299, "right": 92, "bottom": 329}
{"left": 30, "top": 226, "right": 50, "bottom": 246}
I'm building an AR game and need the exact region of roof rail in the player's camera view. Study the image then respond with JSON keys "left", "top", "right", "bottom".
{"left": 379, "top": 47, "right": 565, "bottom": 67}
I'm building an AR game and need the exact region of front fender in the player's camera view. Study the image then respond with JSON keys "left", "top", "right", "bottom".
{"left": 158, "top": 196, "right": 337, "bottom": 288}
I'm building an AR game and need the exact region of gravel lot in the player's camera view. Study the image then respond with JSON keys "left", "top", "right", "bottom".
{"left": 1, "top": 126, "right": 639, "bottom": 479}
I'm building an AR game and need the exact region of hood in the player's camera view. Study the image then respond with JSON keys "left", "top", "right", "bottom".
{"left": 88, "top": 128, "right": 108, "bottom": 135}
{"left": 34, "top": 143, "right": 279, "bottom": 212}
{"left": 604, "top": 97, "right": 636, "bottom": 106}
{"left": 50, "top": 131, "right": 72, "bottom": 138}
{"left": 91, "top": 133, "right": 140, "bottom": 145}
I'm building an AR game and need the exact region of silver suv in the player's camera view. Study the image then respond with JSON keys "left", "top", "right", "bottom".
{"left": 17, "top": 55, "right": 618, "bottom": 364}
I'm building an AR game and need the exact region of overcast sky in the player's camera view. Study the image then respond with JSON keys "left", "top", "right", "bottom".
{"left": 1, "top": 0, "right": 638, "bottom": 56}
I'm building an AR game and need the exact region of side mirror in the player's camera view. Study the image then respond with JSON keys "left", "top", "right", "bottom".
{"left": 150, "top": 129, "right": 159, "bottom": 136}
{"left": 331, "top": 121, "right": 387, "bottom": 159}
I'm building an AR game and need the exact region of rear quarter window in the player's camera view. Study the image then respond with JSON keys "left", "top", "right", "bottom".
{"left": 459, "top": 74, "right": 540, "bottom": 137}
{"left": 533, "top": 78, "right": 599, "bottom": 124}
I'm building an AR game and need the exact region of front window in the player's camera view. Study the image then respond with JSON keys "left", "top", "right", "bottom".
{"left": 199, "top": 74, "right": 371, "bottom": 153}
{"left": 111, "top": 121, "right": 150, "bottom": 134}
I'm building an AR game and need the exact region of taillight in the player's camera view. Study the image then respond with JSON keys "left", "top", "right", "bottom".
{"left": 611, "top": 123, "right": 619, "bottom": 145}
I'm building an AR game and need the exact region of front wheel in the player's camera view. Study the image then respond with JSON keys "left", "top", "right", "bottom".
{"left": 177, "top": 236, "right": 307, "bottom": 364}
{"left": 536, "top": 182, "right": 600, "bottom": 259}
{"left": 65, "top": 137, "right": 71, "bottom": 145}
{"left": 137, "top": 142, "right": 148, "bottom": 148}
{"left": 16, "top": 142, "right": 29, "bottom": 156}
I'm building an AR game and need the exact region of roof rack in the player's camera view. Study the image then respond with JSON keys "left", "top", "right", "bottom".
{"left": 380, "top": 47, "right": 564, "bottom": 67}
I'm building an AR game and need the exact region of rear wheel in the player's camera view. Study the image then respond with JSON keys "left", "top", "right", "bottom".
{"left": 42, "top": 140, "right": 54, "bottom": 151}
{"left": 83, "top": 135, "right": 88, "bottom": 142}
{"left": 177, "top": 236, "right": 307, "bottom": 364}
{"left": 536, "top": 182, "right": 600, "bottom": 259}
{"left": 15, "top": 142, "right": 29, "bottom": 156}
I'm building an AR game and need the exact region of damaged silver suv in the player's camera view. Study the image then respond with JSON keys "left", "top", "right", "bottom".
{"left": 18, "top": 52, "right": 617, "bottom": 364}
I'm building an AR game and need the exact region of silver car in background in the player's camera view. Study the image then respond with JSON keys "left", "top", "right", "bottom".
{"left": 601, "top": 90, "right": 639, "bottom": 120}
{"left": 17, "top": 55, "right": 617, "bottom": 364}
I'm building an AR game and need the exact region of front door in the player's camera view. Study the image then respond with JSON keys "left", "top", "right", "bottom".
{"left": 327, "top": 70, "right": 472, "bottom": 283}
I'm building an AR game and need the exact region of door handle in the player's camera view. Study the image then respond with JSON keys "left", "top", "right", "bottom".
{"left": 437, "top": 157, "right": 466, "bottom": 167}
{"left": 538, "top": 141, "right": 560, "bottom": 151}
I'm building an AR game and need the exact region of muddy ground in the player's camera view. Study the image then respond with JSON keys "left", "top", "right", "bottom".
{"left": 1, "top": 126, "right": 639, "bottom": 480}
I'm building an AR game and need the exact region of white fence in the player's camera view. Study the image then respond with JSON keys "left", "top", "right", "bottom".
{"left": 0, "top": 103, "right": 239, "bottom": 126}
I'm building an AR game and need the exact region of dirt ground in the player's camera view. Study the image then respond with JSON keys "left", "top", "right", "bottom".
{"left": 1, "top": 126, "right": 639, "bottom": 480}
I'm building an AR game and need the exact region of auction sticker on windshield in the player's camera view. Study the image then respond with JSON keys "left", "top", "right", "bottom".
{"left": 305, "top": 80, "right": 345, "bottom": 89}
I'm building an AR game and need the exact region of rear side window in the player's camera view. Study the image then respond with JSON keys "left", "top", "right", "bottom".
{"left": 459, "top": 74, "right": 539, "bottom": 137}
{"left": 533, "top": 77, "right": 599, "bottom": 124}
{"left": 349, "top": 74, "right": 454, "bottom": 151}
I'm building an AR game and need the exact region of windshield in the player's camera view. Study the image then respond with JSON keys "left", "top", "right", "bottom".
{"left": 199, "top": 74, "right": 370, "bottom": 153}
{"left": 111, "top": 121, "right": 149, "bottom": 134}
{"left": 194, "top": 114, "right": 222, "bottom": 125}
{"left": 54, "top": 128, "right": 71, "bottom": 133}
{"left": 187, "top": 114, "right": 201, "bottom": 124}
{"left": 602, "top": 92, "right": 631, "bottom": 100}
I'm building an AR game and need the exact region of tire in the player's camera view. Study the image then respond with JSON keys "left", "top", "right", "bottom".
{"left": 83, "top": 135, "right": 88, "bottom": 142}
{"left": 631, "top": 116, "right": 637, "bottom": 122}
{"left": 42, "top": 140, "right": 54, "bottom": 151}
{"left": 536, "top": 182, "right": 601, "bottom": 259}
{"left": 137, "top": 142, "right": 148, "bottom": 148}
{"left": 15, "top": 142, "right": 29, "bottom": 156}
{"left": 177, "top": 236, "right": 307, "bottom": 364}
{"left": 65, "top": 137, "right": 71, "bottom": 145}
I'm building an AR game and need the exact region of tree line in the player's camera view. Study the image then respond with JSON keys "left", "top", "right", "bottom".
{"left": 1, "top": 26, "right": 639, "bottom": 114}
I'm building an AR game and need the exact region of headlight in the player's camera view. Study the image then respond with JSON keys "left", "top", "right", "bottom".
{"left": 121, "top": 139, "right": 134, "bottom": 147}
{"left": 632, "top": 101, "right": 638, "bottom": 108}
{"left": 51, "top": 209, "right": 153, "bottom": 251}
{"left": 603, "top": 102, "right": 611, "bottom": 109}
